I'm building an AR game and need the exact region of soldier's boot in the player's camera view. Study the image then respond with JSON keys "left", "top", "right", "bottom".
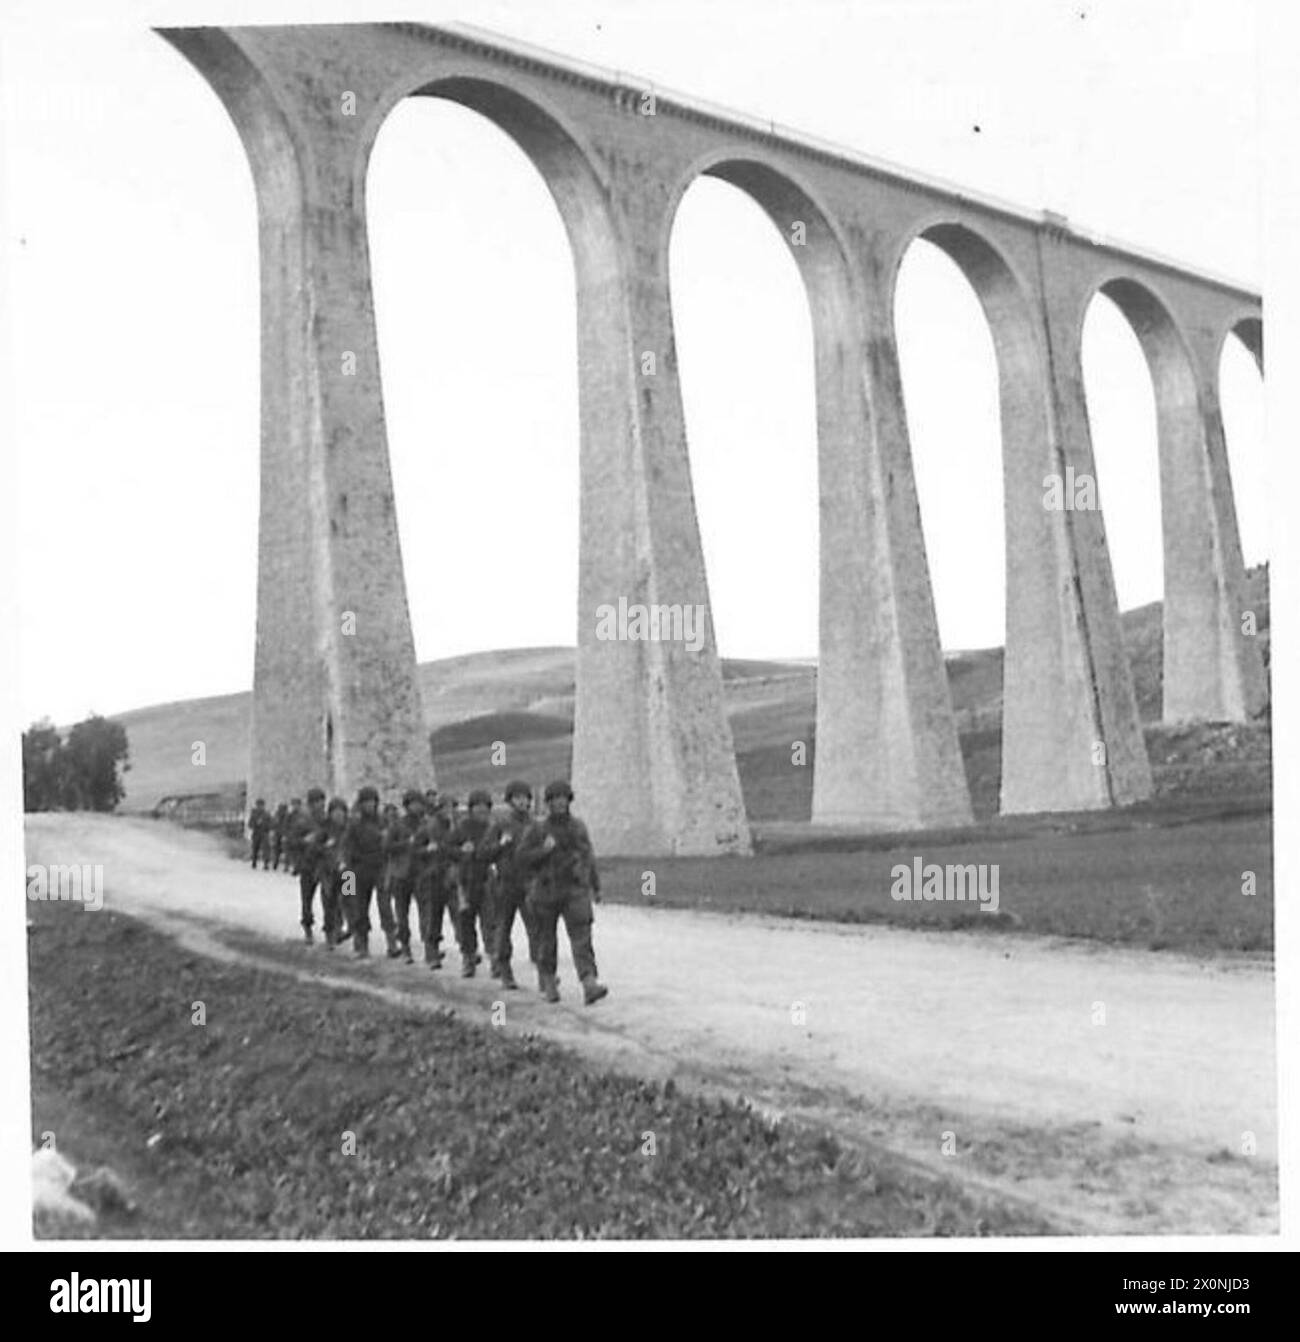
{"left": 424, "top": 942, "right": 442, "bottom": 970}
{"left": 461, "top": 953, "right": 477, "bottom": 978}
{"left": 303, "top": 927, "right": 313, "bottom": 945}
{"left": 355, "top": 931, "right": 369, "bottom": 959}
{"left": 500, "top": 963, "right": 518, "bottom": 991}
{"left": 385, "top": 930, "right": 401, "bottom": 959}
{"left": 539, "top": 972, "right": 560, "bottom": 1003}
{"left": 402, "top": 941, "right": 414, "bottom": 965}
{"left": 581, "top": 976, "right": 609, "bottom": 1006}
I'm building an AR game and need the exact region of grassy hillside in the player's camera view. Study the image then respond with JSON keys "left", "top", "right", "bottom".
{"left": 108, "top": 568, "right": 1271, "bottom": 819}
{"left": 111, "top": 649, "right": 818, "bottom": 811}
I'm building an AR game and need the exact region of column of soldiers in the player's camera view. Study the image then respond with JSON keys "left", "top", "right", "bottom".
{"left": 246, "top": 779, "right": 608, "bottom": 1005}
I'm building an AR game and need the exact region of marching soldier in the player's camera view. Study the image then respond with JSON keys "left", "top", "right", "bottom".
{"left": 416, "top": 792, "right": 457, "bottom": 969}
{"left": 311, "top": 796, "right": 351, "bottom": 949}
{"left": 517, "top": 779, "right": 608, "bottom": 1005}
{"left": 452, "top": 789, "right": 496, "bottom": 977}
{"left": 478, "top": 780, "right": 539, "bottom": 989}
{"left": 342, "top": 785, "right": 396, "bottom": 959}
{"left": 385, "top": 789, "right": 427, "bottom": 964}
{"left": 292, "top": 789, "right": 327, "bottom": 942}
{"left": 247, "top": 798, "right": 272, "bottom": 870}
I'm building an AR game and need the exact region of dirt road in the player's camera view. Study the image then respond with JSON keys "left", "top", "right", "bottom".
{"left": 25, "top": 814, "right": 1277, "bottom": 1234}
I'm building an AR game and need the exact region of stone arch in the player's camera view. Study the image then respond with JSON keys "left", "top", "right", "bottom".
{"left": 1076, "top": 277, "right": 1175, "bottom": 627}
{"left": 890, "top": 228, "right": 1044, "bottom": 610}
{"left": 660, "top": 157, "right": 854, "bottom": 571}
{"left": 1083, "top": 275, "right": 1201, "bottom": 436}
{"left": 887, "top": 221, "right": 1039, "bottom": 658}
{"left": 886, "top": 220, "right": 1053, "bottom": 810}
{"left": 885, "top": 219, "right": 1145, "bottom": 813}
{"left": 362, "top": 73, "right": 623, "bottom": 287}
{"left": 363, "top": 89, "right": 589, "bottom": 676}
{"left": 662, "top": 164, "right": 821, "bottom": 662}
{"left": 664, "top": 152, "right": 861, "bottom": 333}
{"left": 661, "top": 164, "right": 975, "bottom": 827}
{"left": 360, "top": 74, "right": 675, "bottom": 836}
{"left": 1081, "top": 275, "right": 1244, "bottom": 722}
{"left": 888, "top": 220, "right": 1047, "bottom": 496}
{"left": 665, "top": 156, "right": 878, "bottom": 822}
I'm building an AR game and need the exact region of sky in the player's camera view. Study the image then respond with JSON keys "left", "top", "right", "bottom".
{"left": 1, "top": 0, "right": 1270, "bottom": 726}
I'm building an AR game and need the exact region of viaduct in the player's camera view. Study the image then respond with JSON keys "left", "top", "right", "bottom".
{"left": 159, "top": 21, "right": 1267, "bottom": 856}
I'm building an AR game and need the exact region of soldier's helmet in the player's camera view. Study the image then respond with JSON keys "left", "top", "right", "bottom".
{"left": 327, "top": 796, "right": 348, "bottom": 817}
{"left": 505, "top": 779, "right": 533, "bottom": 802}
{"left": 467, "top": 788, "right": 493, "bottom": 810}
{"left": 306, "top": 787, "right": 326, "bottom": 805}
{"left": 357, "top": 785, "right": 380, "bottom": 806}
{"left": 544, "top": 779, "right": 574, "bottom": 802}
{"left": 290, "top": 797, "right": 302, "bottom": 808}
{"left": 402, "top": 788, "right": 425, "bottom": 809}
{"left": 255, "top": 797, "right": 265, "bottom": 807}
